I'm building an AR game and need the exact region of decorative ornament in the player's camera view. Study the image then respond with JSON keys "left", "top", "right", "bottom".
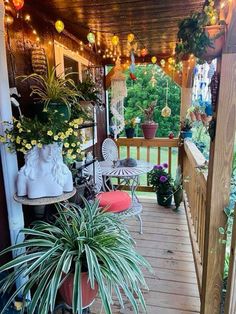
{"left": 13, "top": 0, "right": 24, "bottom": 11}
{"left": 87, "top": 32, "right": 95, "bottom": 44}
{"left": 31, "top": 47, "right": 47, "bottom": 76}
{"left": 4, "top": 15, "right": 14, "bottom": 25}
{"left": 160, "top": 59, "right": 165, "bottom": 67}
{"left": 168, "top": 57, "right": 175, "bottom": 65}
{"left": 151, "top": 56, "right": 157, "bottom": 64}
{"left": 127, "top": 33, "right": 135, "bottom": 43}
{"left": 111, "top": 35, "right": 119, "bottom": 46}
{"left": 110, "top": 58, "right": 127, "bottom": 139}
{"left": 130, "top": 73, "right": 137, "bottom": 81}
{"left": 141, "top": 48, "right": 148, "bottom": 57}
{"left": 161, "top": 81, "right": 171, "bottom": 117}
{"left": 168, "top": 132, "right": 174, "bottom": 139}
{"left": 55, "top": 20, "right": 64, "bottom": 33}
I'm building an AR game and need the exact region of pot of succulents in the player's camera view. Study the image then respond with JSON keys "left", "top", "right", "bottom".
{"left": 173, "top": 166, "right": 183, "bottom": 211}
{"left": 175, "top": 1, "right": 225, "bottom": 63}
{"left": 180, "top": 118, "right": 193, "bottom": 139}
{"left": 148, "top": 163, "right": 173, "bottom": 207}
{"left": 124, "top": 118, "right": 136, "bottom": 138}
{"left": 0, "top": 108, "right": 84, "bottom": 198}
{"left": 138, "top": 101, "right": 158, "bottom": 139}
{"left": 0, "top": 200, "right": 151, "bottom": 314}
{"left": 19, "top": 66, "right": 82, "bottom": 121}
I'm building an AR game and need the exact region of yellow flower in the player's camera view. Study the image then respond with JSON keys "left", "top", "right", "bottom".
{"left": 77, "top": 117, "right": 83, "bottom": 124}
{"left": 0, "top": 135, "right": 6, "bottom": 143}
{"left": 37, "top": 143, "right": 43, "bottom": 148}
{"left": 76, "top": 148, "right": 81, "bottom": 153}
{"left": 19, "top": 128, "right": 23, "bottom": 133}
{"left": 54, "top": 135, "right": 59, "bottom": 141}
{"left": 72, "top": 155, "right": 76, "bottom": 159}
{"left": 27, "top": 130, "right": 31, "bottom": 133}
{"left": 25, "top": 144, "right": 32, "bottom": 150}
{"left": 65, "top": 131, "right": 71, "bottom": 137}
{"left": 68, "top": 128, "right": 73, "bottom": 133}
{"left": 64, "top": 143, "right": 69, "bottom": 148}
{"left": 71, "top": 143, "right": 76, "bottom": 147}
{"left": 73, "top": 131, "right": 78, "bottom": 136}
{"left": 74, "top": 124, "right": 79, "bottom": 129}
{"left": 31, "top": 140, "right": 37, "bottom": 145}
{"left": 60, "top": 133, "right": 65, "bottom": 140}
{"left": 47, "top": 130, "right": 53, "bottom": 136}
{"left": 16, "top": 122, "right": 21, "bottom": 128}
{"left": 68, "top": 149, "right": 73, "bottom": 154}
{"left": 6, "top": 134, "right": 12, "bottom": 139}
{"left": 16, "top": 136, "right": 21, "bottom": 144}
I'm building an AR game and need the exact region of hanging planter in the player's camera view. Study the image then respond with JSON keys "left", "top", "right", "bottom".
{"left": 59, "top": 272, "right": 98, "bottom": 309}
{"left": 202, "top": 25, "right": 225, "bottom": 62}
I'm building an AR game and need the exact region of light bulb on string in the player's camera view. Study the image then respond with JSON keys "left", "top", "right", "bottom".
{"left": 87, "top": 31, "right": 95, "bottom": 44}
{"left": 24, "top": 14, "right": 31, "bottom": 22}
{"left": 4, "top": 15, "right": 14, "bottom": 25}
{"left": 127, "top": 33, "right": 135, "bottom": 43}
{"left": 151, "top": 56, "right": 157, "bottom": 64}
{"left": 111, "top": 34, "right": 119, "bottom": 46}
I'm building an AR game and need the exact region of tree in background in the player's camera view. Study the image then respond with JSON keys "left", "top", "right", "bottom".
{"left": 124, "top": 64, "right": 180, "bottom": 137}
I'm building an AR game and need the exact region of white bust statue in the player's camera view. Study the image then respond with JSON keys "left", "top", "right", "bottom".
{"left": 16, "top": 143, "right": 73, "bottom": 199}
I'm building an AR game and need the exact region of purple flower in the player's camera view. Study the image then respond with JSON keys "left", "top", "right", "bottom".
{"left": 154, "top": 165, "right": 163, "bottom": 170}
{"left": 160, "top": 176, "right": 168, "bottom": 183}
{"left": 163, "top": 163, "right": 168, "bottom": 169}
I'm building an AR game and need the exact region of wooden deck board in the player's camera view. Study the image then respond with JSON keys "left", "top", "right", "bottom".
{"left": 90, "top": 198, "right": 200, "bottom": 313}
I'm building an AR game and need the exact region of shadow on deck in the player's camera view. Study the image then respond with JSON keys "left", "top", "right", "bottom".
{"left": 91, "top": 197, "right": 200, "bottom": 314}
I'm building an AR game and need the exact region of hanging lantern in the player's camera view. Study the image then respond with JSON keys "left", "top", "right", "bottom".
{"left": 111, "top": 35, "right": 119, "bottom": 46}
{"left": 110, "top": 58, "right": 127, "bottom": 139}
{"left": 87, "top": 32, "right": 95, "bottom": 44}
{"left": 55, "top": 20, "right": 64, "bottom": 33}
{"left": 127, "top": 33, "right": 135, "bottom": 43}
{"left": 4, "top": 15, "right": 14, "bottom": 25}
{"left": 13, "top": 0, "right": 24, "bottom": 11}
{"left": 161, "top": 81, "right": 171, "bottom": 117}
{"left": 160, "top": 59, "right": 165, "bottom": 67}
{"left": 141, "top": 48, "right": 148, "bottom": 57}
{"left": 151, "top": 56, "right": 157, "bottom": 64}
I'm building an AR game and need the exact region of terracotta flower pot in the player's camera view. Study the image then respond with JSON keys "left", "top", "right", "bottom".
{"left": 141, "top": 123, "right": 158, "bottom": 139}
{"left": 59, "top": 272, "right": 98, "bottom": 309}
{"left": 203, "top": 25, "right": 225, "bottom": 61}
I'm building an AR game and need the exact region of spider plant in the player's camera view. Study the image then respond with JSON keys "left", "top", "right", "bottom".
{"left": 20, "top": 66, "right": 82, "bottom": 111}
{"left": 0, "top": 200, "right": 151, "bottom": 314}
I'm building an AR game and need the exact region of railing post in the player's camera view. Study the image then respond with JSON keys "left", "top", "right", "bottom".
{"left": 201, "top": 53, "right": 236, "bottom": 314}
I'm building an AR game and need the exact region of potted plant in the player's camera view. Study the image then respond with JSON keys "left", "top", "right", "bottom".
{"left": 148, "top": 163, "right": 173, "bottom": 207}
{"left": 175, "top": 1, "right": 225, "bottom": 63}
{"left": 138, "top": 101, "right": 158, "bottom": 139}
{"left": 180, "top": 118, "right": 193, "bottom": 139}
{"left": 173, "top": 166, "right": 183, "bottom": 211}
{"left": 0, "top": 200, "right": 151, "bottom": 314}
{"left": 124, "top": 118, "right": 136, "bottom": 138}
{"left": 20, "top": 66, "right": 82, "bottom": 121}
{"left": 76, "top": 78, "right": 103, "bottom": 108}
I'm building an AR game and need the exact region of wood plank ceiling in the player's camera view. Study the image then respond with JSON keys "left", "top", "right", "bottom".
{"left": 28, "top": 0, "right": 205, "bottom": 58}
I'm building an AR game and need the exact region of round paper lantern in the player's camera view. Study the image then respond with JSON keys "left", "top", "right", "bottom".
{"left": 87, "top": 32, "right": 95, "bottom": 44}
{"left": 112, "top": 35, "right": 119, "bottom": 46}
{"left": 13, "top": 0, "right": 24, "bottom": 11}
{"left": 127, "top": 33, "right": 134, "bottom": 43}
{"left": 55, "top": 20, "right": 64, "bottom": 33}
{"left": 151, "top": 56, "right": 157, "bottom": 64}
{"left": 141, "top": 48, "right": 148, "bottom": 57}
{"left": 160, "top": 59, "right": 165, "bottom": 67}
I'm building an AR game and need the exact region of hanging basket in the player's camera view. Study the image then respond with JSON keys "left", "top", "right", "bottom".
{"left": 202, "top": 25, "right": 225, "bottom": 62}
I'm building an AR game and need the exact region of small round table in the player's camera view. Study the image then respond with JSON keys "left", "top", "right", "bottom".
{"left": 99, "top": 160, "right": 154, "bottom": 234}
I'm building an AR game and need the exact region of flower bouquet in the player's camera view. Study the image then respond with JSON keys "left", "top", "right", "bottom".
{"left": 148, "top": 162, "right": 173, "bottom": 207}
{"left": 125, "top": 118, "right": 136, "bottom": 138}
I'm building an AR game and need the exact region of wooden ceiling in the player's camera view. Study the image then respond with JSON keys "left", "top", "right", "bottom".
{"left": 28, "top": 0, "right": 206, "bottom": 58}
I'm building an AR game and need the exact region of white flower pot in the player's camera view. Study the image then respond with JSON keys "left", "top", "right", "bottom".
{"left": 16, "top": 143, "right": 73, "bottom": 199}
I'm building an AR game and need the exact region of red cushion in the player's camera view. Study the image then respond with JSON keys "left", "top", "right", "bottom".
{"left": 96, "top": 190, "right": 131, "bottom": 213}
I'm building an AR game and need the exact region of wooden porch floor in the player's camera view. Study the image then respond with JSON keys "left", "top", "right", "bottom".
{"left": 91, "top": 197, "right": 200, "bottom": 314}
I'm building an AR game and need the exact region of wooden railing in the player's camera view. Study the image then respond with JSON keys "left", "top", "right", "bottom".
{"left": 116, "top": 137, "right": 179, "bottom": 192}
{"left": 182, "top": 141, "right": 208, "bottom": 290}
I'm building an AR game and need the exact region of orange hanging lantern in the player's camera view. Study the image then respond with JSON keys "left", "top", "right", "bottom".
{"left": 13, "top": 0, "right": 24, "bottom": 11}
{"left": 141, "top": 48, "right": 148, "bottom": 57}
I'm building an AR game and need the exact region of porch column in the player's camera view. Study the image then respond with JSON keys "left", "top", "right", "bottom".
{"left": 0, "top": 0, "right": 25, "bottom": 288}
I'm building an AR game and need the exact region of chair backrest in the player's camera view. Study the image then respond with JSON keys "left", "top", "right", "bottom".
{"left": 84, "top": 153, "right": 103, "bottom": 194}
{"left": 102, "top": 138, "right": 119, "bottom": 162}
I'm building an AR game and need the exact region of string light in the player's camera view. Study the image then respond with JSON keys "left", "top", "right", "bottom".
{"left": 24, "top": 14, "right": 31, "bottom": 22}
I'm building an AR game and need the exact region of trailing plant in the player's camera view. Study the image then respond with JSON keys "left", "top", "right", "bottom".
{"left": 0, "top": 200, "right": 151, "bottom": 314}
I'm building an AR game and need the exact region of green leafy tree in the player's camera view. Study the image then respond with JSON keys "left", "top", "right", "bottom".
{"left": 124, "top": 65, "right": 180, "bottom": 137}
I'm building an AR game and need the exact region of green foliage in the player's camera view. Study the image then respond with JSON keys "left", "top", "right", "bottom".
{"left": 0, "top": 200, "right": 151, "bottom": 314}
{"left": 76, "top": 78, "right": 103, "bottom": 106}
{"left": 124, "top": 65, "right": 180, "bottom": 137}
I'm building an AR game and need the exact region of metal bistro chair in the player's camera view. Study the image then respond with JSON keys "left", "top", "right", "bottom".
{"left": 84, "top": 153, "right": 143, "bottom": 234}
{"left": 102, "top": 138, "right": 119, "bottom": 162}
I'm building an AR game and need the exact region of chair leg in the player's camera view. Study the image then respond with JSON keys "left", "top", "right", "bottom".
{"left": 136, "top": 214, "right": 143, "bottom": 234}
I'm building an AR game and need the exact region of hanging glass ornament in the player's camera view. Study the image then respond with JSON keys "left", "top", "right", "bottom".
{"left": 13, "top": 0, "right": 24, "bottom": 11}
{"left": 160, "top": 59, "right": 165, "bottom": 67}
{"left": 55, "top": 20, "right": 64, "bottom": 33}
{"left": 87, "top": 32, "right": 95, "bottom": 44}
{"left": 111, "top": 35, "right": 119, "bottom": 46}
{"left": 151, "top": 56, "right": 157, "bottom": 64}
{"left": 127, "top": 33, "right": 135, "bottom": 43}
{"left": 161, "top": 81, "right": 171, "bottom": 117}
